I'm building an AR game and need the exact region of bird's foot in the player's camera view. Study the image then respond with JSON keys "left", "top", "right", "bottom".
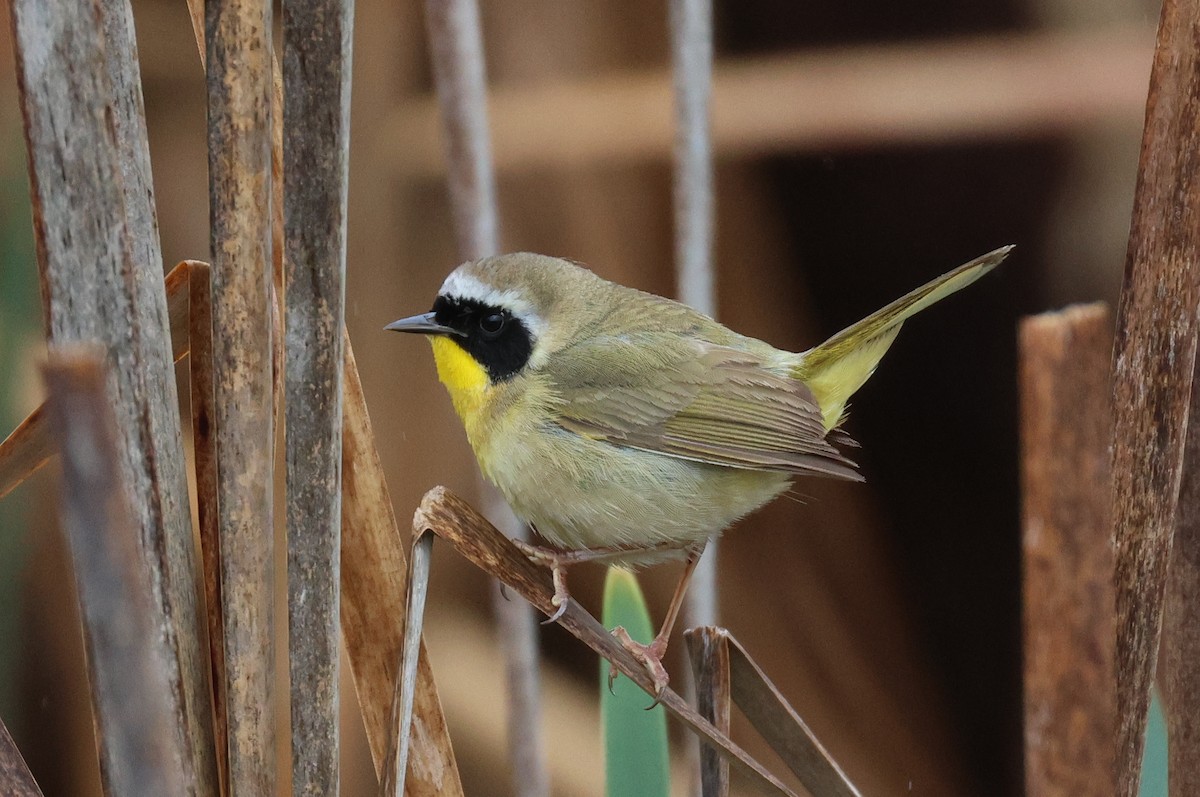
{"left": 512, "top": 539, "right": 572, "bottom": 624}
{"left": 609, "top": 626, "right": 670, "bottom": 701}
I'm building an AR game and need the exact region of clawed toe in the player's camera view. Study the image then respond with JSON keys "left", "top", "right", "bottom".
{"left": 542, "top": 598, "right": 568, "bottom": 625}
{"left": 513, "top": 539, "right": 572, "bottom": 624}
{"left": 611, "top": 626, "right": 670, "bottom": 701}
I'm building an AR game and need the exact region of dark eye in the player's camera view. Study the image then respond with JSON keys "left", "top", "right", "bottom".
{"left": 479, "top": 312, "right": 506, "bottom": 337}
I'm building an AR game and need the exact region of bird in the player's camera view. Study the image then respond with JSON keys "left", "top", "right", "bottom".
{"left": 387, "top": 246, "right": 1010, "bottom": 692}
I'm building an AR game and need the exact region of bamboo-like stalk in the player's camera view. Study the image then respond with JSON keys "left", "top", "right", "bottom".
{"left": 421, "top": 2, "right": 547, "bottom": 794}
{"left": 5, "top": 268, "right": 466, "bottom": 794}
{"left": 205, "top": 0, "right": 277, "bottom": 792}
{"left": 43, "top": 349, "right": 188, "bottom": 796}
{"left": 670, "top": 0, "right": 715, "bottom": 321}
{"left": 1018, "top": 304, "right": 1114, "bottom": 796}
{"left": 670, "top": 0, "right": 719, "bottom": 641}
{"left": 423, "top": 0, "right": 498, "bottom": 260}
{"left": 1110, "top": 0, "right": 1200, "bottom": 793}
{"left": 283, "top": 0, "right": 355, "bottom": 792}
{"left": 9, "top": 1, "right": 216, "bottom": 791}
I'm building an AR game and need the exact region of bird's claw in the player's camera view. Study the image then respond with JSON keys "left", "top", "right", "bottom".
{"left": 542, "top": 596, "right": 568, "bottom": 625}
{"left": 610, "top": 626, "right": 670, "bottom": 706}
{"left": 513, "top": 539, "right": 572, "bottom": 625}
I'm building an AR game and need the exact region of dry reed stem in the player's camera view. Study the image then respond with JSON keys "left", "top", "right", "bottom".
{"left": 686, "top": 627, "right": 731, "bottom": 797}
{"left": 0, "top": 261, "right": 190, "bottom": 502}
{"left": 1110, "top": 0, "right": 1200, "bottom": 792}
{"left": 0, "top": 715, "right": 43, "bottom": 796}
{"left": 1019, "top": 304, "right": 1115, "bottom": 796}
{"left": 187, "top": 260, "right": 229, "bottom": 797}
{"left": 1165, "top": 338, "right": 1200, "bottom": 789}
{"left": 43, "top": 349, "right": 189, "bottom": 796}
{"left": 422, "top": 0, "right": 498, "bottom": 259}
{"left": 670, "top": 0, "right": 720, "bottom": 665}
{"left": 205, "top": 0, "right": 277, "bottom": 791}
{"left": 421, "top": 1, "right": 547, "bottom": 794}
{"left": 283, "top": 0, "right": 355, "bottom": 791}
{"left": 340, "top": 335, "right": 464, "bottom": 794}
{"left": 380, "top": 532, "right": 434, "bottom": 797}
{"left": 415, "top": 486, "right": 808, "bottom": 797}
{"left": 96, "top": 13, "right": 220, "bottom": 788}
{"left": 722, "top": 630, "right": 861, "bottom": 797}
{"left": 0, "top": 408, "right": 51, "bottom": 503}
{"left": 10, "top": 1, "right": 216, "bottom": 789}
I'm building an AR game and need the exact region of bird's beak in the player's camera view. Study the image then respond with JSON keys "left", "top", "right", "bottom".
{"left": 384, "top": 312, "right": 459, "bottom": 336}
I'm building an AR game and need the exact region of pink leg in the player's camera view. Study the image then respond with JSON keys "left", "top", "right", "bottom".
{"left": 512, "top": 538, "right": 682, "bottom": 624}
{"left": 610, "top": 544, "right": 705, "bottom": 696}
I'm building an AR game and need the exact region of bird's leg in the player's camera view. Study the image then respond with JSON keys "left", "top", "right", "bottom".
{"left": 511, "top": 539, "right": 681, "bottom": 624}
{"left": 609, "top": 544, "right": 705, "bottom": 697}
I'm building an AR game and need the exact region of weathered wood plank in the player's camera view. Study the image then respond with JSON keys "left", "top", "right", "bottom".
{"left": 0, "top": 715, "right": 43, "bottom": 797}
{"left": 340, "top": 334, "right": 464, "bottom": 794}
{"left": 375, "top": 26, "right": 1154, "bottom": 179}
{"left": 1019, "top": 304, "right": 1115, "bottom": 797}
{"left": 10, "top": 1, "right": 215, "bottom": 791}
{"left": 43, "top": 349, "right": 187, "bottom": 796}
{"left": 283, "top": 0, "right": 355, "bottom": 792}
{"left": 205, "top": 0, "right": 277, "bottom": 792}
{"left": 1110, "top": 0, "right": 1200, "bottom": 793}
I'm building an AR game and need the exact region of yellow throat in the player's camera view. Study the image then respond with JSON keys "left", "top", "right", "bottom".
{"left": 429, "top": 336, "right": 492, "bottom": 441}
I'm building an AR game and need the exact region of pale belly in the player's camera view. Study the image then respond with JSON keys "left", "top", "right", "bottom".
{"left": 478, "top": 422, "right": 791, "bottom": 564}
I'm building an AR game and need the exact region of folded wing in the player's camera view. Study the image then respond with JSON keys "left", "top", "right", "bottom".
{"left": 545, "top": 333, "right": 861, "bottom": 480}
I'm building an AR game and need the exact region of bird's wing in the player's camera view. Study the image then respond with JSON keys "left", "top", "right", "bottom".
{"left": 543, "top": 332, "right": 862, "bottom": 480}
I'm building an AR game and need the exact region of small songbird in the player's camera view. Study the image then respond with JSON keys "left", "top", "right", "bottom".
{"left": 387, "top": 246, "right": 1009, "bottom": 691}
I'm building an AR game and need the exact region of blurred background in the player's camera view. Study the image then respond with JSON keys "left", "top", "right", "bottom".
{"left": 0, "top": 0, "right": 1157, "bottom": 794}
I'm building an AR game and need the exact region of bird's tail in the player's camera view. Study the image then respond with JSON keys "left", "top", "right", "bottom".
{"left": 793, "top": 245, "right": 1012, "bottom": 429}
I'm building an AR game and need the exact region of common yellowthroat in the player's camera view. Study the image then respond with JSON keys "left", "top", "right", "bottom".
{"left": 388, "top": 246, "right": 1009, "bottom": 690}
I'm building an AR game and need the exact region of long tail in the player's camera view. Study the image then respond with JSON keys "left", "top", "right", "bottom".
{"left": 793, "top": 245, "right": 1012, "bottom": 429}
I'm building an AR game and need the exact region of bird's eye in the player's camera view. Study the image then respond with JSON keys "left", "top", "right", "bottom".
{"left": 479, "top": 312, "right": 506, "bottom": 337}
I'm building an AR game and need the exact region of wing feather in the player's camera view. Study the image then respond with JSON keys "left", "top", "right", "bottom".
{"left": 545, "top": 333, "right": 861, "bottom": 480}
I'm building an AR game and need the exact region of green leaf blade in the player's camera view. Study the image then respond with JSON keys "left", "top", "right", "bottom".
{"left": 601, "top": 567, "right": 670, "bottom": 797}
